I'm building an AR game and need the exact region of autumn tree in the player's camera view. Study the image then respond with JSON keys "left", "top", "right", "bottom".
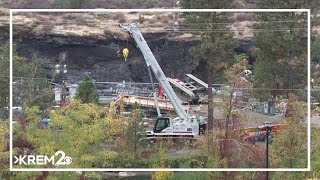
{"left": 309, "top": 126, "right": 320, "bottom": 179}
{"left": 271, "top": 94, "right": 307, "bottom": 169}
{"left": 11, "top": 99, "right": 116, "bottom": 178}
{"left": 0, "top": 119, "right": 10, "bottom": 178}
{"left": 75, "top": 75, "right": 99, "bottom": 104}
{"left": 210, "top": 55, "right": 266, "bottom": 177}
{"left": 151, "top": 142, "right": 174, "bottom": 180}
{"left": 181, "top": 0, "right": 237, "bottom": 132}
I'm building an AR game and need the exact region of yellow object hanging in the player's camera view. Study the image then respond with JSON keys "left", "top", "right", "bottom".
{"left": 123, "top": 48, "right": 129, "bottom": 62}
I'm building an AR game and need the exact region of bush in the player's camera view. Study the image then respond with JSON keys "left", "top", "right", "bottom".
{"left": 111, "top": 153, "right": 134, "bottom": 168}
{"left": 138, "top": 15, "right": 145, "bottom": 24}
{"left": 170, "top": 172, "right": 210, "bottom": 180}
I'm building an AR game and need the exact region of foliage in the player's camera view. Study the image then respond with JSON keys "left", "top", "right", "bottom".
{"left": 0, "top": 42, "right": 52, "bottom": 117}
{"left": 0, "top": 119, "right": 10, "bottom": 179}
{"left": 181, "top": 4, "right": 237, "bottom": 83}
{"left": 257, "top": 0, "right": 320, "bottom": 10}
{"left": 253, "top": 4, "right": 308, "bottom": 101}
{"left": 13, "top": 99, "right": 113, "bottom": 169}
{"left": 0, "top": 43, "right": 9, "bottom": 114}
{"left": 271, "top": 94, "right": 308, "bottom": 168}
{"left": 152, "top": 142, "right": 174, "bottom": 180}
{"left": 181, "top": 0, "right": 237, "bottom": 132}
{"left": 170, "top": 172, "right": 209, "bottom": 180}
{"left": 309, "top": 127, "right": 320, "bottom": 179}
{"left": 55, "top": 0, "right": 92, "bottom": 8}
{"left": 13, "top": 53, "right": 52, "bottom": 109}
{"left": 75, "top": 75, "right": 99, "bottom": 104}
{"left": 125, "top": 108, "right": 145, "bottom": 159}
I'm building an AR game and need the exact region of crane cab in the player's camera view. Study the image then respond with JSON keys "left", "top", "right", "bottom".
{"left": 153, "top": 117, "right": 172, "bottom": 133}
{"left": 153, "top": 116, "right": 200, "bottom": 137}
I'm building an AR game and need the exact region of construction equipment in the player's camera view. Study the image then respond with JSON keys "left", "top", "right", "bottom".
{"left": 123, "top": 48, "right": 129, "bottom": 62}
{"left": 186, "top": 74, "right": 216, "bottom": 93}
{"left": 167, "top": 77, "right": 199, "bottom": 103}
{"left": 119, "top": 22, "right": 206, "bottom": 138}
{"left": 238, "top": 124, "right": 286, "bottom": 143}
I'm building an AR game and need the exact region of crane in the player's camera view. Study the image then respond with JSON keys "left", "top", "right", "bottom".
{"left": 119, "top": 22, "right": 206, "bottom": 138}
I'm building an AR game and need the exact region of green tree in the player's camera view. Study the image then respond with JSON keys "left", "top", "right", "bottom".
{"left": 0, "top": 43, "right": 10, "bottom": 119}
{"left": 75, "top": 75, "right": 99, "bottom": 104}
{"left": 181, "top": 0, "right": 237, "bottom": 131}
{"left": 0, "top": 43, "right": 51, "bottom": 118}
{"left": 253, "top": 3, "right": 309, "bottom": 101}
{"left": 13, "top": 53, "right": 52, "bottom": 109}
{"left": 55, "top": 0, "right": 91, "bottom": 8}
{"left": 125, "top": 106, "right": 145, "bottom": 160}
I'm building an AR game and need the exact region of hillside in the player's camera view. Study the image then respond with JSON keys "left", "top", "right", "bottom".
{"left": 7, "top": 11, "right": 255, "bottom": 83}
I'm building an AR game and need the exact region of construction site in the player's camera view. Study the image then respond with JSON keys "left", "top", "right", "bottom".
{"left": 5, "top": 9, "right": 310, "bottom": 177}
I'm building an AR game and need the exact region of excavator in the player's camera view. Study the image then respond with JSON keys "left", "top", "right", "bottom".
{"left": 119, "top": 22, "right": 207, "bottom": 139}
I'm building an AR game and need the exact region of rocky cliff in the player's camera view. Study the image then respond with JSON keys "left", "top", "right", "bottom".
{"left": 9, "top": 12, "right": 255, "bottom": 83}
{"left": 15, "top": 32, "right": 205, "bottom": 83}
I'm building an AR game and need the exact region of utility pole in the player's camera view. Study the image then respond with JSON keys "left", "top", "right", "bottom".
{"left": 134, "top": 114, "right": 137, "bottom": 160}
{"left": 54, "top": 52, "right": 68, "bottom": 107}
{"left": 264, "top": 122, "right": 272, "bottom": 180}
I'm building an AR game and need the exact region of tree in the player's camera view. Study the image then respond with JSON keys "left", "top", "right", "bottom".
{"left": 0, "top": 119, "right": 10, "bottom": 178}
{"left": 11, "top": 99, "right": 115, "bottom": 178}
{"left": 309, "top": 126, "right": 320, "bottom": 179}
{"left": 151, "top": 142, "right": 174, "bottom": 180}
{"left": 55, "top": 0, "right": 91, "bottom": 8}
{"left": 125, "top": 106, "right": 145, "bottom": 160}
{"left": 0, "top": 43, "right": 51, "bottom": 118}
{"left": 0, "top": 43, "right": 10, "bottom": 119}
{"left": 13, "top": 52, "right": 52, "bottom": 109}
{"left": 181, "top": 0, "right": 237, "bottom": 132}
{"left": 253, "top": 2, "right": 309, "bottom": 102}
{"left": 271, "top": 94, "right": 307, "bottom": 169}
{"left": 75, "top": 75, "right": 99, "bottom": 104}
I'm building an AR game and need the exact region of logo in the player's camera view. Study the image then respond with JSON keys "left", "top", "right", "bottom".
{"left": 14, "top": 150, "right": 72, "bottom": 166}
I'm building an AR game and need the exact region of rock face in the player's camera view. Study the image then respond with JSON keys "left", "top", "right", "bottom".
{"left": 2, "top": 11, "right": 257, "bottom": 85}
{"left": 13, "top": 29, "right": 255, "bottom": 84}
{"left": 15, "top": 32, "right": 205, "bottom": 83}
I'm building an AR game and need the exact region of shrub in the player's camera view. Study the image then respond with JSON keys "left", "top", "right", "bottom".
{"left": 138, "top": 15, "right": 145, "bottom": 24}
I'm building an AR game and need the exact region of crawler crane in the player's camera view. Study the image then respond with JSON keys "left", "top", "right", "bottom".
{"left": 119, "top": 22, "right": 206, "bottom": 138}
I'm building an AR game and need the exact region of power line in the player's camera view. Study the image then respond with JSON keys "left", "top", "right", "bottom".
{"left": 11, "top": 19, "right": 310, "bottom": 25}
{"left": 21, "top": 24, "right": 308, "bottom": 33}
{"left": 7, "top": 76, "right": 311, "bottom": 91}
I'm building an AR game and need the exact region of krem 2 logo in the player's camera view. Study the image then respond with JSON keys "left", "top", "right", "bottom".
{"left": 14, "top": 150, "right": 72, "bottom": 166}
